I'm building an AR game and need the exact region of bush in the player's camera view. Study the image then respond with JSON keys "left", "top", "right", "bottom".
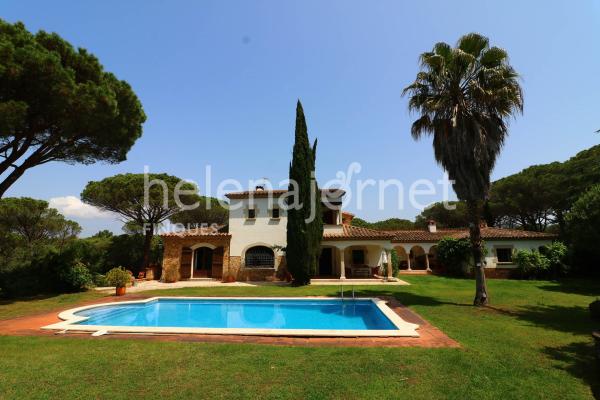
{"left": 67, "top": 233, "right": 163, "bottom": 275}
{"left": 105, "top": 267, "right": 131, "bottom": 288}
{"left": 92, "top": 273, "right": 109, "bottom": 287}
{"left": 514, "top": 249, "right": 549, "bottom": 279}
{"left": 0, "top": 246, "right": 93, "bottom": 297}
{"left": 68, "top": 236, "right": 111, "bottom": 273}
{"left": 390, "top": 249, "right": 400, "bottom": 277}
{"left": 540, "top": 242, "right": 569, "bottom": 277}
{"left": 566, "top": 184, "right": 600, "bottom": 276}
{"left": 58, "top": 260, "right": 93, "bottom": 291}
{"left": 436, "top": 238, "right": 472, "bottom": 277}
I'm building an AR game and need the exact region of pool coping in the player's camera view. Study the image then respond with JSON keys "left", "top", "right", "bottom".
{"left": 41, "top": 296, "right": 420, "bottom": 337}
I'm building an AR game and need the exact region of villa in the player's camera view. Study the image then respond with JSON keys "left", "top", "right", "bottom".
{"left": 160, "top": 187, "right": 556, "bottom": 282}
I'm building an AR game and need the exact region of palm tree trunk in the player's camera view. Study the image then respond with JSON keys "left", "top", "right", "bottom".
{"left": 467, "top": 200, "right": 489, "bottom": 306}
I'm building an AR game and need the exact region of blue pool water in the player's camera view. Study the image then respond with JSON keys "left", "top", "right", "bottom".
{"left": 74, "top": 299, "right": 397, "bottom": 330}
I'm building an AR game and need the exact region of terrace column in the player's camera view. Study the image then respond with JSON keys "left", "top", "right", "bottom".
{"left": 337, "top": 246, "right": 347, "bottom": 280}
{"left": 406, "top": 246, "right": 412, "bottom": 271}
{"left": 425, "top": 253, "right": 431, "bottom": 272}
{"left": 385, "top": 248, "right": 393, "bottom": 280}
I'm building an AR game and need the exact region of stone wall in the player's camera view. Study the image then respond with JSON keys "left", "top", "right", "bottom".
{"left": 161, "top": 235, "right": 231, "bottom": 282}
{"left": 225, "top": 255, "right": 287, "bottom": 282}
{"left": 161, "top": 236, "right": 293, "bottom": 282}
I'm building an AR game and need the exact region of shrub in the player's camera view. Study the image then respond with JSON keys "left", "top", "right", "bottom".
{"left": 390, "top": 249, "right": 400, "bottom": 277}
{"left": 0, "top": 250, "right": 53, "bottom": 297}
{"left": 92, "top": 273, "right": 109, "bottom": 287}
{"left": 58, "top": 260, "right": 93, "bottom": 291}
{"left": 539, "top": 241, "right": 569, "bottom": 277}
{"left": 436, "top": 238, "right": 472, "bottom": 277}
{"left": 566, "top": 184, "right": 600, "bottom": 276}
{"left": 105, "top": 267, "right": 131, "bottom": 288}
{"left": 514, "top": 249, "right": 550, "bottom": 279}
{"left": 0, "top": 246, "right": 93, "bottom": 297}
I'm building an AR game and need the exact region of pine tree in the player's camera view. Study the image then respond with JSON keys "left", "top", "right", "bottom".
{"left": 286, "top": 101, "right": 322, "bottom": 285}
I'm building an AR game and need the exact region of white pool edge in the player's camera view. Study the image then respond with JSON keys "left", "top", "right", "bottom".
{"left": 41, "top": 296, "right": 420, "bottom": 338}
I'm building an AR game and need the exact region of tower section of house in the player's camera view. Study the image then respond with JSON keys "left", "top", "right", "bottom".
{"left": 225, "top": 188, "right": 288, "bottom": 280}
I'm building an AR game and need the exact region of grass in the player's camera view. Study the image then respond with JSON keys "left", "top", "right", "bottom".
{"left": 0, "top": 276, "right": 598, "bottom": 399}
{"left": 0, "top": 290, "right": 104, "bottom": 321}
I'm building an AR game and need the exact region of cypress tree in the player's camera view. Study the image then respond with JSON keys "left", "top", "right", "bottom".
{"left": 286, "top": 101, "right": 322, "bottom": 285}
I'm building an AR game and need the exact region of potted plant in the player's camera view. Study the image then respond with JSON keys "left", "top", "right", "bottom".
{"left": 106, "top": 267, "right": 131, "bottom": 296}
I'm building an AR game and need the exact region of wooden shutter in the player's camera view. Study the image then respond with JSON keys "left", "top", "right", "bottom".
{"left": 180, "top": 247, "right": 192, "bottom": 279}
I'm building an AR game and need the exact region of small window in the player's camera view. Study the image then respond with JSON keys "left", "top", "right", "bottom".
{"left": 352, "top": 249, "right": 365, "bottom": 265}
{"left": 247, "top": 208, "right": 256, "bottom": 219}
{"left": 496, "top": 248, "right": 513, "bottom": 263}
{"left": 271, "top": 208, "right": 280, "bottom": 219}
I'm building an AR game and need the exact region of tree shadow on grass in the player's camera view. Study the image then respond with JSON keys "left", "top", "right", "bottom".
{"left": 350, "top": 289, "right": 470, "bottom": 308}
{"left": 488, "top": 304, "right": 594, "bottom": 335}
{"left": 543, "top": 341, "right": 599, "bottom": 399}
{"left": 489, "top": 303, "right": 599, "bottom": 397}
{"left": 0, "top": 293, "right": 60, "bottom": 306}
{"left": 537, "top": 279, "right": 600, "bottom": 297}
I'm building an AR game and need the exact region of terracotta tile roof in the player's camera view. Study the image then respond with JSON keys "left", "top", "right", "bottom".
{"left": 323, "top": 225, "right": 394, "bottom": 241}
{"left": 161, "top": 226, "right": 231, "bottom": 238}
{"left": 389, "top": 227, "right": 557, "bottom": 243}
{"left": 225, "top": 188, "right": 345, "bottom": 199}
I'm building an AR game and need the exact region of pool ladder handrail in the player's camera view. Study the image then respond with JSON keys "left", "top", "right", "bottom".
{"left": 340, "top": 284, "right": 356, "bottom": 301}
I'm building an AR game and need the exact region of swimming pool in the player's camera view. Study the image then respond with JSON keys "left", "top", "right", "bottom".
{"left": 43, "top": 297, "right": 420, "bottom": 337}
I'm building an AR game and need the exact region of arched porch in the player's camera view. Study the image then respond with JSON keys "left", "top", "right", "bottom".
{"left": 317, "top": 241, "right": 394, "bottom": 280}
{"left": 393, "top": 243, "right": 436, "bottom": 272}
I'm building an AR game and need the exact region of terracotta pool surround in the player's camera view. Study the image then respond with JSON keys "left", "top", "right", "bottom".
{"left": 0, "top": 295, "right": 459, "bottom": 348}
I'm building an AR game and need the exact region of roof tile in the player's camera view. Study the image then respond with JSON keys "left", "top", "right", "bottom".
{"left": 323, "top": 225, "right": 394, "bottom": 240}
{"left": 389, "top": 227, "right": 557, "bottom": 242}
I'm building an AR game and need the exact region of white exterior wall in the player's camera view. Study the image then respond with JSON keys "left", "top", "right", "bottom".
{"left": 228, "top": 197, "right": 287, "bottom": 257}
{"left": 483, "top": 239, "right": 554, "bottom": 269}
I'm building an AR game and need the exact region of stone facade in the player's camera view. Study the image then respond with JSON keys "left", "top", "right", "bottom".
{"left": 161, "top": 234, "right": 289, "bottom": 282}
{"left": 161, "top": 235, "right": 231, "bottom": 282}
{"left": 225, "top": 255, "right": 286, "bottom": 281}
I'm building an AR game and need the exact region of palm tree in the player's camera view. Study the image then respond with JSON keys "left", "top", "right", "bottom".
{"left": 403, "top": 33, "right": 523, "bottom": 305}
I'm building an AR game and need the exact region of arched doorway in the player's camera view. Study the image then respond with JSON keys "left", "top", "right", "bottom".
{"left": 394, "top": 246, "right": 409, "bottom": 270}
{"left": 410, "top": 245, "right": 427, "bottom": 270}
{"left": 193, "top": 247, "right": 213, "bottom": 278}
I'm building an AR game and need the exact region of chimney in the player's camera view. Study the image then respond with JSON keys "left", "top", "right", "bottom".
{"left": 427, "top": 219, "right": 437, "bottom": 233}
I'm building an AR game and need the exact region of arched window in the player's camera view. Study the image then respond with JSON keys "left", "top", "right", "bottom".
{"left": 245, "top": 246, "right": 275, "bottom": 268}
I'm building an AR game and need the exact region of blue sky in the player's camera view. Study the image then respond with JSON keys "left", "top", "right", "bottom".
{"left": 3, "top": 0, "right": 600, "bottom": 236}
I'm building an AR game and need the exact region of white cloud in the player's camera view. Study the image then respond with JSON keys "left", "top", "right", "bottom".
{"left": 49, "top": 196, "right": 115, "bottom": 219}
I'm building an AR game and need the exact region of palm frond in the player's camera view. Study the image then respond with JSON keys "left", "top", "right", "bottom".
{"left": 403, "top": 33, "right": 523, "bottom": 201}
{"left": 480, "top": 46, "right": 508, "bottom": 67}
{"left": 457, "top": 33, "right": 489, "bottom": 57}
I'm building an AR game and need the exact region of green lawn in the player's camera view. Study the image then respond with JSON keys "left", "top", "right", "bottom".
{"left": 0, "top": 276, "right": 598, "bottom": 399}
{"left": 0, "top": 291, "right": 105, "bottom": 321}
